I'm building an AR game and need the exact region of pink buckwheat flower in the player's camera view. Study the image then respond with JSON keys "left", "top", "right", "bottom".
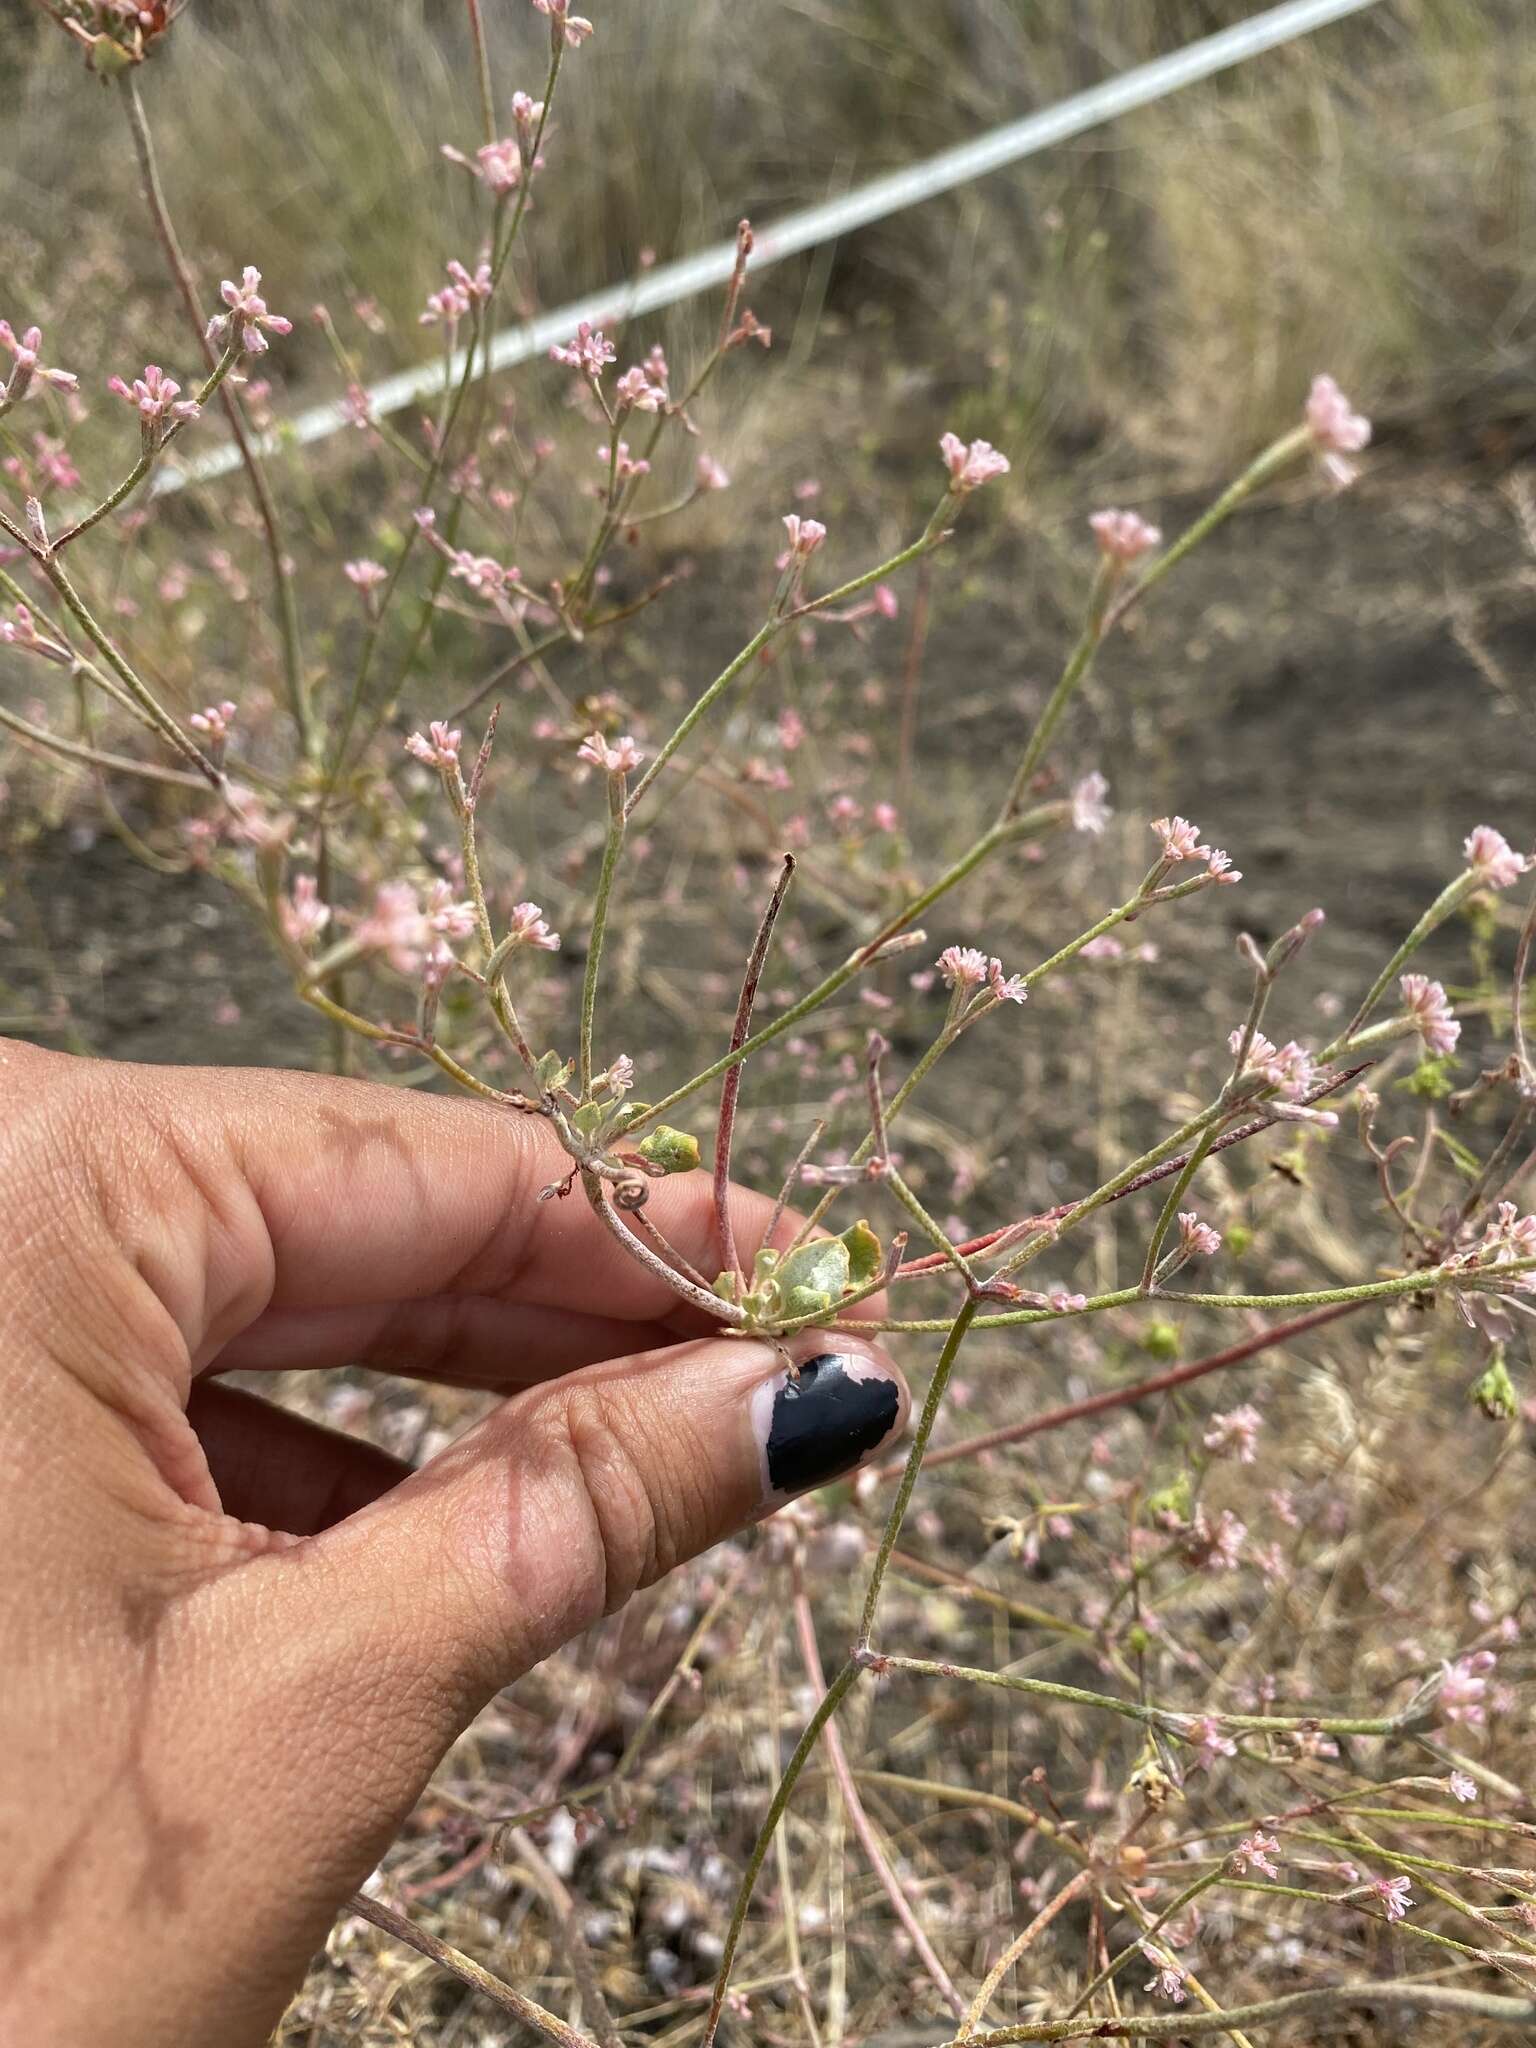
{"left": 1142, "top": 1954, "right": 1187, "bottom": 2005}
{"left": 1399, "top": 973, "right": 1460, "bottom": 1056}
{"left": 1449, "top": 1771, "right": 1478, "bottom": 1803}
{"left": 1368, "top": 1875, "right": 1413, "bottom": 1923}
{"left": 507, "top": 899, "right": 561, "bottom": 952}
{"left": 1186, "top": 1506, "right": 1246, "bottom": 1572}
{"left": 188, "top": 700, "right": 237, "bottom": 744}
{"left": 549, "top": 322, "right": 615, "bottom": 378}
{"left": 578, "top": 732, "right": 644, "bottom": 776}
{"left": 1071, "top": 770, "right": 1111, "bottom": 836}
{"left": 597, "top": 440, "right": 650, "bottom": 480}
{"left": 695, "top": 453, "right": 730, "bottom": 492}
{"left": 404, "top": 721, "right": 462, "bottom": 771}
{"left": 1183, "top": 1714, "right": 1238, "bottom": 1766}
{"left": 0, "top": 320, "right": 78, "bottom": 406}
{"left": 0, "top": 603, "right": 71, "bottom": 665}
{"left": 937, "top": 946, "right": 990, "bottom": 990}
{"left": 344, "top": 558, "right": 388, "bottom": 593}
{"left": 359, "top": 882, "right": 432, "bottom": 976}
{"left": 426, "top": 878, "right": 476, "bottom": 940}
{"left": 1438, "top": 1651, "right": 1496, "bottom": 1726}
{"left": 1204, "top": 1403, "right": 1262, "bottom": 1464}
{"left": 1231, "top": 1830, "right": 1283, "bottom": 1879}
{"left": 939, "top": 432, "right": 1010, "bottom": 493}
{"left": 1464, "top": 824, "right": 1530, "bottom": 890}
{"left": 1089, "top": 508, "right": 1161, "bottom": 564}
{"left": 615, "top": 362, "right": 668, "bottom": 412}
{"left": 531, "top": 0, "right": 593, "bottom": 44}
{"left": 279, "top": 875, "right": 331, "bottom": 947}
{"left": 440, "top": 138, "right": 523, "bottom": 194}
{"left": 1150, "top": 814, "right": 1209, "bottom": 863}
{"left": 106, "top": 363, "right": 200, "bottom": 450}
{"left": 1304, "top": 374, "right": 1371, "bottom": 489}
{"left": 206, "top": 267, "right": 293, "bottom": 355}
{"left": 989, "top": 960, "right": 1028, "bottom": 1004}
{"left": 1229, "top": 1029, "right": 1316, "bottom": 1102}
{"left": 421, "top": 282, "right": 471, "bottom": 328}
{"left": 781, "top": 513, "right": 827, "bottom": 560}
{"left": 1178, "top": 1210, "right": 1222, "bottom": 1261}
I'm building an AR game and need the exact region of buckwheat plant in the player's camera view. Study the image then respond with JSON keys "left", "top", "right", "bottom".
{"left": 5, "top": 5, "right": 1535, "bottom": 2044}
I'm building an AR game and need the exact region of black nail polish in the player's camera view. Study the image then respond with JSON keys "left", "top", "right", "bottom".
{"left": 759, "top": 1351, "right": 901, "bottom": 1497}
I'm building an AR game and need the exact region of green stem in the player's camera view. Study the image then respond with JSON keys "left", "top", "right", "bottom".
{"left": 701, "top": 1659, "right": 861, "bottom": 2048}
{"left": 859, "top": 1298, "right": 978, "bottom": 1645}
{"left": 579, "top": 776, "right": 627, "bottom": 1092}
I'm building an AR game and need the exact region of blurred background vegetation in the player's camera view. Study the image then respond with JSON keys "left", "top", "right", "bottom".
{"left": 4, "top": 0, "right": 1535, "bottom": 479}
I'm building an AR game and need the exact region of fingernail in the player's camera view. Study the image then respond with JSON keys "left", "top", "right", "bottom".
{"left": 750, "top": 1340, "right": 906, "bottom": 1503}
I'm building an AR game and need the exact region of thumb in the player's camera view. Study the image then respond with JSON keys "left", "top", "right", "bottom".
{"left": 317, "top": 1326, "right": 908, "bottom": 1707}
{"left": 146, "top": 1329, "right": 906, "bottom": 2047}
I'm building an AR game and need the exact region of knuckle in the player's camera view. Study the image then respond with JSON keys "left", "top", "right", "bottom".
{"left": 555, "top": 1385, "right": 665, "bottom": 1617}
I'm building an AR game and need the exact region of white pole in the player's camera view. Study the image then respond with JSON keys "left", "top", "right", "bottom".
{"left": 152, "top": 0, "right": 1384, "bottom": 496}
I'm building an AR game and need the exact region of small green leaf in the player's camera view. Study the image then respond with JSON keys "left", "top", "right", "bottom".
{"left": 840, "top": 1218, "right": 883, "bottom": 1287}
{"left": 534, "top": 1049, "right": 573, "bottom": 1092}
{"left": 1472, "top": 1348, "right": 1518, "bottom": 1420}
{"left": 571, "top": 1101, "right": 605, "bottom": 1139}
{"left": 1398, "top": 1054, "right": 1458, "bottom": 1102}
{"left": 775, "top": 1237, "right": 851, "bottom": 1320}
{"left": 1146, "top": 1473, "right": 1193, "bottom": 1525}
{"left": 635, "top": 1125, "right": 701, "bottom": 1175}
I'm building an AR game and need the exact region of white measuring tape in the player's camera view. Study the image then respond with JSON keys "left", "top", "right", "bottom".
{"left": 152, "top": 0, "right": 1384, "bottom": 497}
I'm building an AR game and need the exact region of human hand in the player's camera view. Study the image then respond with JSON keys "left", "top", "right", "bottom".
{"left": 0, "top": 1043, "right": 906, "bottom": 2046}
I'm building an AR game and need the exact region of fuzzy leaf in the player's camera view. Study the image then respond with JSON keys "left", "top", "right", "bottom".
{"left": 841, "top": 1218, "right": 883, "bottom": 1287}
{"left": 775, "top": 1236, "right": 851, "bottom": 1320}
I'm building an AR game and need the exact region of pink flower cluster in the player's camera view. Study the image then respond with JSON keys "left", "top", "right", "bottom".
{"left": 1089, "top": 507, "right": 1160, "bottom": 564}
{"left": 1399, "top": 973, "right": 1459, "bottom": 1056}
{"left": 1464, "top": 823, "right": 1530, "bottom": 890}
{"left": 781, "top": 513, "right": 827, "bottom": 561}
{"left": 939, "top": 431, "right": 1010, "bottom": 493}
{"left": 531, "top": 0, "right": 593, "bottom": 45}
{"left": 359, "top": 879, "right": 475, "bottom": 978}
{"left": 441, "top": 138, "right": 524, "bottom": 195}
{"left": 279, "top": 875, "right": 331, "bottom": 947}
{"left": 1230, "top": 1830, "right": 1282, "bottom": 1879}
{"left": 1438, "top": 1650, "right": 1496, "bottom": 1725}
{"left": 421, "top": 259, "right": 492, "bottom": 328}
{"left": 405, "top": 721, "right": 462, "bottom": 772}
{"left": 1178, "top": 1210, "right": 1222, "bottom": 1261}
{"left": 550, "top": 322, "right": 616, "bottom": 378}
{"left": 1071, "top": 770, "right": 1110, "bottom": 836}
{"left": 936, "top": 946, "right": 1027, "bottom": 1005}
{"left": 616, "top": 346, "right": 669, "bottom": 412}
{"left": 1304, "top": 374, "right": 1371, "bottom": 489}
{"left": 0, "top": 319, "right": 78, "bottom": 407}
{"left": 0, "top": 602, "right": 71, "bottom": 665}
{"left": 578, "top": 732, "right": 644, "bottom": 776}
{"left": 1203, "top": 1403, "right": 1262, "bottom": 1463}
{"left": 1148, "top": 814, "right": 1238, "bottom": 882}
{"left": 1228, "top": 1028, "right": 1316, "bottom": 1102}
{"left": 107, "top": 363, "right": 201, "bottom": 451}
{"left": 507, "top": 899, "right": 561, "bottom": 952}
{"left": 189, "top": 699, "right": 237, "bottom": 745}
{"left": 205, "top": 267, "right": 293, "bottom": 356}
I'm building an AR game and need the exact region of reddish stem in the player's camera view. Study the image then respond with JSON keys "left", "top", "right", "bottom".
{"left": 714, "top": 855, "right": 795, "bottom": 1278}
{"left": 868, "top": 1300, "right": 1361, "bottom": 1481}
{"left": 790, "top": 1572, "right": 965, "bottom": 2019}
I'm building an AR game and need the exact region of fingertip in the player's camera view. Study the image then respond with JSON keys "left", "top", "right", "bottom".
{"left": 747, "top": 1330, "right": 909, "bottom": 1507}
